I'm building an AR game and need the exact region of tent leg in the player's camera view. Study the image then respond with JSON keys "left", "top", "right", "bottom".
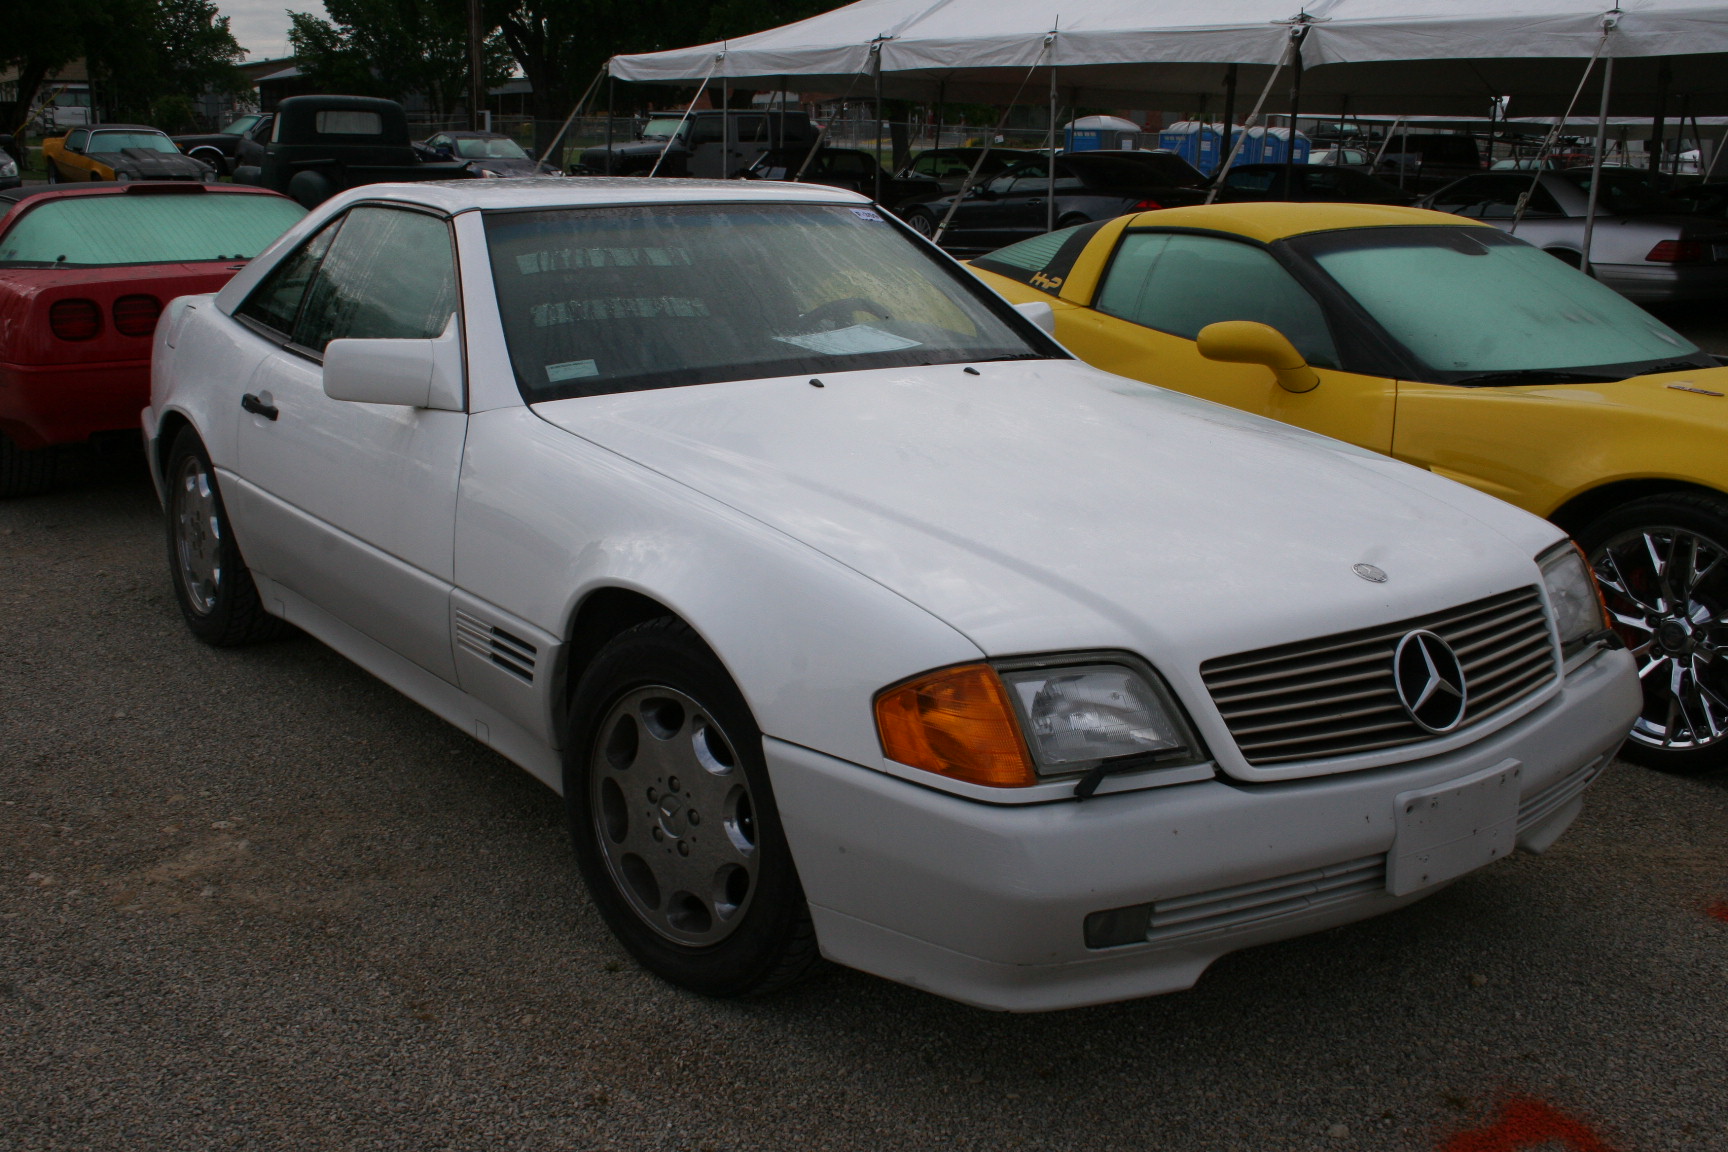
{"left": 1583, "top": 56, "right": 1615, "bottom": 276}
{"left": 605, "top": 76, "right": 615, "bottom": 174}
{"left": 1047, "top": 59, "right": 1058, "bottom": 233}
{"left": 1220, "top": 64, "right": 1238, "bottom": 178}
{"left": 1650, "top": 57, "right": 1670, "bottom": 173}
{"left": 1283, "top": 35, "right": 1305, "bottom": 200}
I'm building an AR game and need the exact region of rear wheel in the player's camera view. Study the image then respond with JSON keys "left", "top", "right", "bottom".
{"left": 1579, "top": 491, "right": 1728, "bottom": 774}
{"left": 45, "top": 163, "right": 62, "bottom": 184}
{"left": 164, "top": 428, "right": 290, "bottom": 646}
{"left": 0, "top": 431, "right": 56, "bottom": 498}
{"left": 564, "top": 617, "right": 818, "bottom": 996}
{"left": 905, "top": 208, "right": 939, "bottom": 239}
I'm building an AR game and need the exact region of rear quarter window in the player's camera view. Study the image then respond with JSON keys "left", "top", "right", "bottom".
{"left": 315, "top": 111, "right": 383, "bottom": 136}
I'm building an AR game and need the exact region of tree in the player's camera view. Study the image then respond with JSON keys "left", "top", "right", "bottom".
{"left": 1, "top": 2, "right": 95, "bottom": 137}
{"left": 289, "top": 0, "right": 514, "bottom": 116}
{"left": 86, "top": 0, "right": 249, "bottom": 124}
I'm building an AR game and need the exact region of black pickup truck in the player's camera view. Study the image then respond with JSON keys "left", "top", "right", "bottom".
{"left": 232, "top": 95, "right": 472, "bottom": 206}
{"left": 578, "top": 110, "right": 819, "bottom": 178}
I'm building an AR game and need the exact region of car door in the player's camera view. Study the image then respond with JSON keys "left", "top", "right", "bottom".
{"left": 229, "top": 202, "right": 467, "bottom": 682}
{"left": 58, "top": 129, "right": 92, "bottom": 180}
{"left": 1059, "top": 230, "right": 1396, "bottom": 452}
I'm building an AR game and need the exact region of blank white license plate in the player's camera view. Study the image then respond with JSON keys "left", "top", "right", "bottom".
{"left": 1387, "top": 759, "right": 1522, "bottom": 897}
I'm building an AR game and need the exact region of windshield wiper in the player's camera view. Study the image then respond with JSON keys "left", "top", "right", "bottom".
{"left": 1447, "top": 369, "right": 1624, "bottom": 386}
{"left": 1640, "top": 359, "right": 1714, "bottom": 375}
{"left": 971, "top": 353, "right": 1053, "bottom": 363}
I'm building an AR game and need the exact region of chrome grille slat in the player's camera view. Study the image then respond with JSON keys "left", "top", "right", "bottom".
{"left": 1142, "top": 856, "right": 1387, "bottom": 943}
{"left": 1202, "top": 587, "right": 1556, "bottom": 767}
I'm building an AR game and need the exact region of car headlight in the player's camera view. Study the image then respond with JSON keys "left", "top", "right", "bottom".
{"left": 876, "top": 655, "right": 1203, "bottom": 790}
{"left": 0, "top": 157, "right": 16, "bottom": 178}
{"left": 1540, "top": 542, "right": 1609, "bottom": 656}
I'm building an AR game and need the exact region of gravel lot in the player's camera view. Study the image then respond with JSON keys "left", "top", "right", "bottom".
{"left": 3, "top": 446, "right": 1727, "bottom": 1152}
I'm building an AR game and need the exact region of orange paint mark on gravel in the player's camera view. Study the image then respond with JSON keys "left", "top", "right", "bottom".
{"left": 1705, "top": 899, "right": 1728, "bottom": 923}
{"left": 1440, "top": 1097, "right": 1619, "bottom": 1152}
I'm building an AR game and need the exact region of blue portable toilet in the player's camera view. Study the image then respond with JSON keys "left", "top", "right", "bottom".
{"left": 1065, "top": 115, "right": 1143, "bottom": 152}
{"left": 1245, "top": 125, "right": 1311, "bottom": 165}
{"left": 1159, "top": 120, "right": 1242, "bottom": 175}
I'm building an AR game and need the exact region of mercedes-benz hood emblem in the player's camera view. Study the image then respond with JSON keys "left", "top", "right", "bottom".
{"left": 1393, "top": 630, "right": 1468, "bottom": 733}
{"left": 1353, "top": 563, "right": 1388, "bottom": 583}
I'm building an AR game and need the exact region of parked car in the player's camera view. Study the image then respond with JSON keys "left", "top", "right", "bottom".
{"left": 0, "top": 147, "right": 18, "bottom": 192}
{"left": 1418, "top": 169, "right": 1728, "bottom": 302}
{"left": 420, "top": 130, "right": 563, "bottom": 177}
{"left": 576, "top": 110, "right": 819, "bottom": 178}
{"left": 0, "top": 182, "right": 304, "bottom": 494}
{"left": 903, "top": 150, "right": 1210, "bottom": 249}
{"left": 145, "top": 179, "right": 1635, "bottom": 1010}
{"left": 969, "top": 201, "right": 1728, "bottom": 771}
{"left": 897, "top": 147, "right": 1036, "bottom": 193}
{"left": 41, "top": 125, "right": 215, "bottom": 184}
{"left": 172, "top": 112, "right": 275, "bottom": 177}
{"left": 1308, "top": 145, "right": 1374, "bottom": 171}
{"left": 1375, "top": 132, "right": 1486, "bottom": 192}
{"left": 231, "top": 95, "right": 473, "bottom": 207}
{"left": 743, "top": 146, "right": 941, "bottom": 211}
{"left": 1218, "top": 163, "right": 1412, "bottom": 205}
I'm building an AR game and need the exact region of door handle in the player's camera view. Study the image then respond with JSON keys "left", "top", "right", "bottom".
{"left": 241, "top": 393, "right": 279, "bottom": 421}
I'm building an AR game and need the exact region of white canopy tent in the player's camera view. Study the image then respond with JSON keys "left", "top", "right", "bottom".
{"left": 609, "top": 0, "right": 1728, "bottom": 115}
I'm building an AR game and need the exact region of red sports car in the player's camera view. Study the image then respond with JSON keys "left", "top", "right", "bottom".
{"left": 0, "top": 182, "right": 305, "bottom": 495}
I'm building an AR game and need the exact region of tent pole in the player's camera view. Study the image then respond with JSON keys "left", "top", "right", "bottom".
{"left": 538, "top": 64, "right": 606, "bottom": 170}
{"left": 722, "top": 75, "right": 732, "bottom": 177}
{"left": 1705, "top": 122, "right": 1728, "bottom": 182}
{"left": 935, "top": 81, "right": 945, "bottom": 152}
{"left": 605, "top": 76, "right": 616, "bottom": 174}
{"left": 872, "top": 42, "right": 884, "bottom": 204}
{"left": 1204, "top": 46, "right": 1290, "bottom": 204}
{"left": 1283, "top": 29, "right": 1306, "bottom": 200}
{"left": 1650, "top": 58, "right": 1670, "bottom": 173}
{"left": 1582, "top": 56, "right": 1614, "bottom": 277}
{"left": 935, "top": 38, "right": 1054, "bottom": 244}
{"left": 1220, "top": 64, "right": 1238, "bottom": 179}
{"left": 1047, "top": 34, "right": 1059, "bottom": 234}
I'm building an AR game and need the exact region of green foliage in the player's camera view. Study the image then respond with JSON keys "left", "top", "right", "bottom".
{"left": 289, "top": 0, "right": 515, "bottom": 115}
{"left": 88, "top": 0, "right": 249, "bottom": 122}
{"left": 150, "top": 94, "right": 202, "bottom": 134}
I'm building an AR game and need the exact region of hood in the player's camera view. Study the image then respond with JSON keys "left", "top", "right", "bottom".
{"left": 532, "top": 360, "right": 1561, "bottom": 665}
{"left": 98, "top": 148, "right": 210, "bottom": 180}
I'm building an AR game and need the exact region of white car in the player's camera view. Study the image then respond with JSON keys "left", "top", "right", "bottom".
{"left": 145, "top": 178, "right": 1640, "bottom": 1012}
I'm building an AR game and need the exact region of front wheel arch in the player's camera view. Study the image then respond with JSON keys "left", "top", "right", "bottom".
{"left": 1548, "top": 478, "right": 1724, "bottom": 539}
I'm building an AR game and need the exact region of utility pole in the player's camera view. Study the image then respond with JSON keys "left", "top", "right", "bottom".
{"left": 468, "top": 0, "right": 486, "bottom": 131}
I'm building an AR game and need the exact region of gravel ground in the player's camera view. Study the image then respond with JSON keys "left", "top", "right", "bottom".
{"left": 3, "top": 453, "right": 1727, "bottom": 1152}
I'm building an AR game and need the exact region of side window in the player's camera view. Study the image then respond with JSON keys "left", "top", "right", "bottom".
{"left": 292, "top": 206, "right": 457, "bottom": 353}
{"left": 66, "top": 129, "right": 88, "bottom": 152}
{"left": 1095, "top": 232, "right": 1339, "bottom": 368}
{"left": 912, "top": 155, "right": 939, "bottom": 177}
{"left": 236, "top": 217, "right": 343, "bottom": 337}
{"left": 987, "top": 161, "right": 1040, "bottom": 195}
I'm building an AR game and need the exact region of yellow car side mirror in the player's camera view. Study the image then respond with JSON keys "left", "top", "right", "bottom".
{"left": 1196, "top": 321, "right": 1321, "bottom": 394}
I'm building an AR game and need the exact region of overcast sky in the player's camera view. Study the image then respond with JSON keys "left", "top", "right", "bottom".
{"left": 220, "top": 0, "right": 326, "bottom": 63}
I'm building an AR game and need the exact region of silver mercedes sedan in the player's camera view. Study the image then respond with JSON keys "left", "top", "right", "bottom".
{"left": 1420, "top": 167, "right": 1728, "bottom": 303}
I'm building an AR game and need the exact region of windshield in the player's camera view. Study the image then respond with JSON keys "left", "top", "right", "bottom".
{"left": 485, "top": 202, "right": 1052, "bottom": 400}
{"left": 1560, "top": 169, "right": 1676, "bottom": 215}
{"left": 455, "top": 136, "right": 530, "bottom": 160}
{"left": 1074, "top": 153, "right": 1206, "bottom": 189}
{"left": 221, "top": 115, "right": 262, "bottom": 136}
{"left": 88, "top": 131, "right": 178, "bottom": 153}
{"left": 0, "top": 192, "right": 307, "bottom": 267}
{"left": 1293, "top": 225, "right": 1702, "bottom": 378}
{"left": 640, "top": 119, "right": 687, "bottom": 140}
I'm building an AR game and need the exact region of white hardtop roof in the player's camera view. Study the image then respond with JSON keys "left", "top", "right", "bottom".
{"left": 323, "top": 177, "right": 870, "bottom": 216}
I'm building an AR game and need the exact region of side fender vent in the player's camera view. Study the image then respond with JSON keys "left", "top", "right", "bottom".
{"left": 456, "top": 610, "right": 537, "bottom": 683}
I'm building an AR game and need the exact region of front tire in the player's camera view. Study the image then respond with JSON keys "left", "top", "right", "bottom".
{"left": 905, "top": 208, "right": 939, "bottom": 239}
{"left": 564, "top": 617, "right": 818, "bottom": 996}
{"left": 1579, "top": 491, "right": 1728, "bottom": 774}
{"left": 164, "top": 428, "right": 289, "bottom": 646}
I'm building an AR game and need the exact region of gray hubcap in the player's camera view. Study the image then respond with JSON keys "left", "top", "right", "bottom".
{"left": 590, "top": 686, "right": 758, "bottom": 945}
{"left": 1592, "top": 526, "right": 1728, "bottom": 751}
{"left": 172, "top": 455, "right": 222, "bottom": 616}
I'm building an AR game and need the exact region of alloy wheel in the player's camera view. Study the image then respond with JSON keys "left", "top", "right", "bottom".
{"left": 172, "top": 453, "right": 223, "bottom": 616}
{"left": 1591, "top": 525, "right": 1728, "bottom": 752}
{"left": 589, "top": 685, "right": 759, "bottom": 946}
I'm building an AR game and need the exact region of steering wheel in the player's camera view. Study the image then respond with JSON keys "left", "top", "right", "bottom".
{"left": 798, "top": 296, "right": 892, "bottom": 330}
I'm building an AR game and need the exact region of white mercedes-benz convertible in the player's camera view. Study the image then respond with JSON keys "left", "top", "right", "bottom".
{"left": 145, "top": 178, "right": 1639, "bottom": 1011}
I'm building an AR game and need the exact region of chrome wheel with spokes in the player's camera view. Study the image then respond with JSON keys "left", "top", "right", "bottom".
{"left": 172, "top": 452, "right": 223, "bottom": 616}
{"left": 590, "top": 685, "right": 759, "bottom": 946}
{"left": 1584, "top": 493, "right": 1728, "bottom": 773}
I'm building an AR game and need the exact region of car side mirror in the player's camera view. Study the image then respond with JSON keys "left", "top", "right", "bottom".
{"left": 1195, "top": 321, "right": 1320, "bottom": 393}
{"left": 1012, "top": 300, "right": 1057, "bottom": 335}
{"left": 968, "top": 186, "right": 997, "bottom": 200}
{"left": 322, "top": 314, "right": 464, "bottom": 410}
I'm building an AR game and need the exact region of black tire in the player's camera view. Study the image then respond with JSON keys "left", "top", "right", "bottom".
{"left": 0, "top": 430, "right": 56, "bottom": 498}
{"left": 564, "top": 617, "right": 819, "bottom": 997}
{"left": 45, "top": 163, "right": 62, "bottom": 184}
{"left": 163, "top": 427, "right": 290, "bottom": 646}
{"left": 905, "top": 208, "right": 940, "bottom": 239}
{"left": 1578, "top": 490, "right": 1728, "bottom": 774}
{"left": 1056, "top": 213, "right": 1091, "bottom": 229}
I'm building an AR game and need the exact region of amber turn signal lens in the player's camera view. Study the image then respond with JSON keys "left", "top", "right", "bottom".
{"left": 1573, "top": 541, "right": 1614, "bottom": 632}
{"left": 875, "top": 663, "right": 1037, "bottom": 788}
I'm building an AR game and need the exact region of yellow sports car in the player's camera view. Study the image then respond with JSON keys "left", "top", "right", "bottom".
{"left": 970, "top": 203, "right": 1728, "bottom": 773}
{"left": 41, "top": 124, "right": 214, "bottom": 183}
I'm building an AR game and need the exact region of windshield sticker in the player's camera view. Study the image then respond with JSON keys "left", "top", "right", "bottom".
{"left": 850, "top": 208, "right": 885, "bottom": 222}
{"left": 774, "top": 324, "right": 922, "bottom": 356}
{"left": 532, "top": 296, "right": 711, "bottom": 326}
{"left": 546, "top": 359, "right": 600, "bottom": 382}
{"left": 516, "top": 247, "right": 692, "bottom": 274}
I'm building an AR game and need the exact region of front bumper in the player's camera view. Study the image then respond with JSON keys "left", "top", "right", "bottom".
{"left": 766, "top": 645, "right": 1638, "bottom": 1011}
